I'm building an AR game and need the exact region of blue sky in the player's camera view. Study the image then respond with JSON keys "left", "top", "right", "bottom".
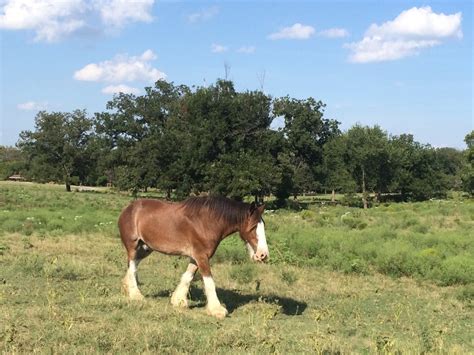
{"left": 1, "top": 0, "right": 472, "bottom": 148}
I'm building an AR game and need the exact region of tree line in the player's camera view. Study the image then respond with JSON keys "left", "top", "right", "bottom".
{"left": 2, "top": 79, "right": 473, "bottom": 206}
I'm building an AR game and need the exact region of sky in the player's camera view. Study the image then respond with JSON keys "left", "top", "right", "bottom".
{"left": 0, "top": 0, "right": 472, "bottom": 149}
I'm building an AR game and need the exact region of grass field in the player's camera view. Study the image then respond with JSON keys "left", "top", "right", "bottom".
{"left": 1, "top": 182, "right": 473, "bottom": 353}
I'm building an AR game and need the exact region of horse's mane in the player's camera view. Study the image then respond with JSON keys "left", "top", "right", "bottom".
{"left": 181, "top": 196, "right": 250, "bottom": 226}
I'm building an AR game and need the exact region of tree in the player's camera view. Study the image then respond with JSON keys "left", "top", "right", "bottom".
{"left": 0, "top": 146, "right": 26, "bottom": 180}
{"left": 388, "top": 134, "right": 457, "bottom": 201}
{"left": 433, "top": 147, "right": 464, "bottom": 191}
{"left": 164, "top": 80, "right": 279, "bottom": 200}
{"left": 344, "top": 125, "right": 390, "bottom": 208}
{"left": 93, "top": 80, "right": 189, "bottom": 194}
{"left": 322, "top": 135, "right": 356, "bottom": 201}
{"left": 461, "top": 130, "right": 474, "bottom": 195}
{"left": 273, "top": 96, "right": 340, "bottom": 197}
{"left": 18, "top": 110, "right": 93, "bottom": 191}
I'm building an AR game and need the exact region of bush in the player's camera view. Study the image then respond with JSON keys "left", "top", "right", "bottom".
{"left": 230, "top": 263, "right": 257, "bottom": 284}
{"left": 438, "top": 256, "right": 474, "bottom": 286}
{"left": 96, "top": 176, "right": 109, "bottom": 187}
{"left": 456, "top": 284, "right": 474, "bottom": 302}
{"left": 341, "top": 193, "right": 364, "bottom": 208}
{"left": 280, "top": 270, "right": 298, "bottom": 285}
{"left": 376, "top": 241, "right": 416, "bottom": 277}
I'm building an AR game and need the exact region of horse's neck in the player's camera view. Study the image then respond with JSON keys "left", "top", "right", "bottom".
{"left": 218, "top": 222, "right": 241, "bottom": 241}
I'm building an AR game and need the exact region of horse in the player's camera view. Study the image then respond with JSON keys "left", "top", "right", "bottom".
{"left": 118, "top": 196, "right": 268, "bottom": 319}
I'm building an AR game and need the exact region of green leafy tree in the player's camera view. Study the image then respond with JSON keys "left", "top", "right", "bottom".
{"left": 389, "top": 134, "right": 456, "bottom": 201}
{"left": 322, "top": 135, "right": 356, "bottom": 201}
{"left": 0, "top": 146, "right": 26, "bottom": 180}
{"left": 164, "top": 80, "right": 279, "bottom": 200}
{"left": 273, "top": 96, "right": 340, "bottom": 197}
{"left": 94, "top": 81, "right": 189, "bottom": 194}
{"left": 345, "top": 125, "right": 390, "bottom": 208}
{"left": 461, "top": 130, "right": 474, "bottom": 195}
{"left": 18, "top": 110, "right": 93, "bottom": 191}
{"left": 434, "top": 147, "right": 464, "bottom": 191}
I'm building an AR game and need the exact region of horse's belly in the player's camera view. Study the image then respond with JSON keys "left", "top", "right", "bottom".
{"left": 135, "top": 201, "right": 196, "bottom": 257}
{"left": 148, "top": 242, "right": 191, "bottom": 256}
{"left": 140, "top": 224, "right": 192, "bottom": 256}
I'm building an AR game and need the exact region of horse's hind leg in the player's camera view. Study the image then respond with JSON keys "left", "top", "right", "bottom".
{"left": 171, "top": 259, "right": 198, "bottom": 308}
{"left": 122, "top": 240, "right": 152, "bottom": 301}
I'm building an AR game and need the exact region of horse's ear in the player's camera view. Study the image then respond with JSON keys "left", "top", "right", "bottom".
{"left": 257, "top": 204, "right": 265, "bottom": 215}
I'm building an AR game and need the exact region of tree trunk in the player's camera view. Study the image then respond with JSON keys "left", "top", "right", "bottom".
{"left": 63, "top": 165, "right": 71, "bottom": 192}
{"left": 361, "top": 167, "right": 368, "bottom": 209}
{"left": 331, "top": 189, "right": 336, "bottom": 203}
{"left": 65, "top": 176, "right": 71, "bottom": 192}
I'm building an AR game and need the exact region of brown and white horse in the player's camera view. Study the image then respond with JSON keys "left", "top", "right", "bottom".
{"left": 118, "top": 196, "right": 268, "bottom": 319}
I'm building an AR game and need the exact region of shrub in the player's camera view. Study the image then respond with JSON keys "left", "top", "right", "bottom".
{"left": 280, "top": 270, "right": 298, "bottom": 285}
{"left": 438, "top": 256, "right": 474, "bottom": 286}
{"left": 230, "top": 263, "right": 257, "bottom": 284}
{"left": 96, "top": 176, "right": 109, "bottom": 186}
{"left": 376, "top": 241, "right": 416, "bottom": 277}
{"left": 456, "top": 284, "right": 474, "bottom": 302}
{"left": 18, "top": 254, "right": 46, "bottom": 276}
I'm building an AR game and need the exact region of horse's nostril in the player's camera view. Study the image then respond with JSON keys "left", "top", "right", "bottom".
{"left": 258, "top": 253, "right": 268, "bottom": 261}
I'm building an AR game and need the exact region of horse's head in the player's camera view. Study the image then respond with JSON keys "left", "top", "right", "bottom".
{"left": 239, "top": 202, "right": 269, "bottom": 262}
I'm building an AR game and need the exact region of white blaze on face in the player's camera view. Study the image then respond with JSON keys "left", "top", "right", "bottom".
{"left": 255, "top": 219, "right": 269, "bottom": 259}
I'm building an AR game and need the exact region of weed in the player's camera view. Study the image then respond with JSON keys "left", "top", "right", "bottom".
{"left": 230, "top": 263, "right": 257, "bottom": 284}
{"left": 281, "top": 270, "right": 298, "bottom": 285}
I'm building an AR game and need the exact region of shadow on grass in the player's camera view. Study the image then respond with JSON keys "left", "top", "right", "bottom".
{"left": 152, "top": 287, "right": 307, "bottom": 316}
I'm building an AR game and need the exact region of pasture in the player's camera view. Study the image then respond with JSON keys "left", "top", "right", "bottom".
{"left": 1, "top": 182, "right": 473, "bottom": 353}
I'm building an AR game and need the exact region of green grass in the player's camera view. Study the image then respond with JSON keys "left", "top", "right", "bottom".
{"left": 1, "top": 182, "right": 473, "bottom": 353}
{"left": 259, "top": 200, "right": 474, "bottom": 285}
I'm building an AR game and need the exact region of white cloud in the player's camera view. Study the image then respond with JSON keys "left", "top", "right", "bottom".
{"left": 17, "top": 101, "right": 48, "bottom": 111}
{"left": 268, "top": 23, "right": 315, "bottom": 40}
{"left": 101, "top": 84, "right": 140, "bottom": 95}
{"left": 366, "top": 6, "right": 462, "bottom": 39}
{"left": 0, "top": 0, "right": 155, "bottom": 42}
{"left": 188, "top": 6, "right": 218, "bottom": 23}
{"left": 0, "top": 0, "right": 86, "bottom": 42}
{"left": 74, "top": 49, "right": 165, "bottom": 83}
{"left": 346, "top": 37, "right": 440, "bottom": 63}
{"left": 237, "top": 45, "right": 256, "bottom": 54}
{"left": 346, "top": 6, "right": 462, "bottom": 63}
{"left": 319, "top": 28, "right": 349, "bottom": 38}
{"left": 211, "top": 43, "right": 228, "bottom": 53}
{"left": 96, "top": 0, "right": 154, "bottom": 28}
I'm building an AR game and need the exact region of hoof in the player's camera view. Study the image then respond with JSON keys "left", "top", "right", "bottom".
{"left": 128, "top": 291, "right": 145, "bottom": 301}
{"left": 121, "top": 277, "right": 129, "bottom": 291}
{"left": 207, "top": 305, "right": 228, "bottom": 319}
{"left": 171, "top": 294, "right": 189, "bottom": 308}
{"left": 122, "top": 279, "right": 144, "bottom": 301}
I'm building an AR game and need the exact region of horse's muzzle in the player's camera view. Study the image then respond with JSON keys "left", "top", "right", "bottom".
{"left": 253, "top": 251, "right": 269, "bottom": 262}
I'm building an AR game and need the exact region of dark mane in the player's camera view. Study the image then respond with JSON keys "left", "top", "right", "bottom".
{"left": 181, "top": 196, "right": 250, "bottom": 226}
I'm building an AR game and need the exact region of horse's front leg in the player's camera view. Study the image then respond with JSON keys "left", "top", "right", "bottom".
{"left": 196, "top": 257, "right": 228, "bottom": 319}
{"left": 171, "top": 260, "right": 197, "bottom": 308}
